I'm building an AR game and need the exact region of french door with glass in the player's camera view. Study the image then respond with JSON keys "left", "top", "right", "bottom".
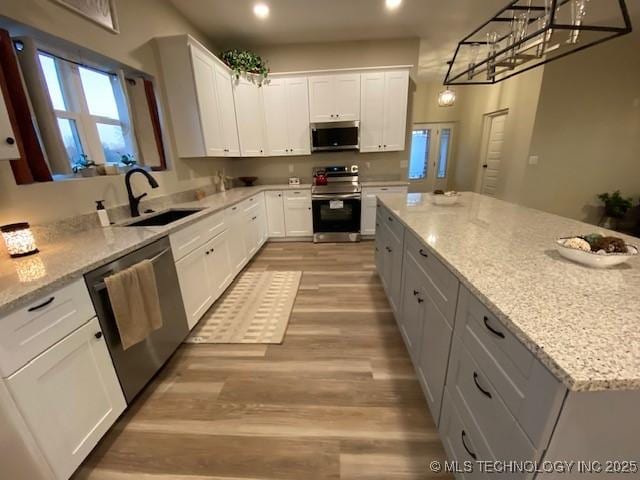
{"left": 408, "top": 123, "right": 455, "bottom": 192}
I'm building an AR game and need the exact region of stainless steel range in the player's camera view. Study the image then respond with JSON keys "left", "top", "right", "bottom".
{"left": 311, "top": 165, "right": 361, "bottom": 243}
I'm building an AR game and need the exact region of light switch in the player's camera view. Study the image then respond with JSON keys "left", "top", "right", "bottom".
{"left": 288, "top": 164, "right": 294, "bottom": 173}
{"left": 528, "top": 155, "right": 539, "bottom": 165}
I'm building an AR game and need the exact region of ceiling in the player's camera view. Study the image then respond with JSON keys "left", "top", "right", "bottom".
{"left": 169, "top": 0, "right": 507, "bottom": 80}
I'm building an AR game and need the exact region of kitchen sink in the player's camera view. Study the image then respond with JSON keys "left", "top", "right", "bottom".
{"left": 124, "top": 209, "right": 203, "bottom": 227}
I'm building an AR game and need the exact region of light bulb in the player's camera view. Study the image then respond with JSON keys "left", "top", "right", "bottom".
{"left": 253, "top": 3, "right": 269, "bottom": 19}
{"left": 438, "top": 89, "right": 456, "bottom": 107}
{"left": 386, "top": 0, "right": 402, "bottom": 10}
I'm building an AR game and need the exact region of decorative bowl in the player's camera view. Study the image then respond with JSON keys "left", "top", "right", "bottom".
{"left": 238, "top": 176, "right": 258, "bottom": 186}
{"left": 431, "top": 192, "right": 460, "bottom": 206}
{"left": 556, "top": 237, "right": 638, "bottom": 268}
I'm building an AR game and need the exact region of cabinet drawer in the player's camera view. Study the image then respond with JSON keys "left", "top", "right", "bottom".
{"left": 225, "top": 202, "right": 244, "bottom": 224}
{"left": 439, "top": 389, "right": 489, "bottom": 480}
{"left": 455, "top": 286, "right": 566, "bottom": 447}
{"left": 0, "top": 278, "right": 95, "bottom": 377}
{"left": 405, "top": 231, "right": 459, "bottom": 326}
{"left": 378, "top": 205, "right": 404, "bottom": 243}
{"left": 242, "top": 193, "right": 265, "bottom": 211}
{"left": 448, "top": 337, "right": 537, "bottom": 468}
{"left": 170, "top": 210, "right": 225, "bottom": 261}
{"left": 284, "top": 189, "right": 311, "bottom": 201}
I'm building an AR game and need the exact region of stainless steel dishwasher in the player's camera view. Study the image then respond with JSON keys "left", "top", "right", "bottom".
{"left": 85, "top": 237, "right": 189, "bottom": 403}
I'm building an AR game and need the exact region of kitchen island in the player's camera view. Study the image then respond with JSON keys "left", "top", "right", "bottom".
{"left": 376, "top": 191, "right": 640, "bottom": 479}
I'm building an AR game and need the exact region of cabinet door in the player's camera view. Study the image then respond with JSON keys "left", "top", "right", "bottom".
{"left": 214, "top": 64, "right": 240, "bottom": 156}
{"left": 244, "top": 212, "right": 259, "bottom": 257}
{"left": 190, "top": 46, "right": 225, "bottom": 156}
{"left": 265, "top": 191, "right": 286, "bottom": 237}
{"left": 333, "top": 73, "right": 361, "bottom": 121}
{"left": 399, "top": 257, "right": 426, "bottom": 361}
{"left": 374, "top": 212, "right": 386, "bottom": 278}
{"left": 205, "top": 230, "right": 233, "bottom": 301}
{"left": 416, "top": 297, "right": 453, "bottom": 423}
{"left": 176, "top": 243, "right": 214, "bottom": 330}
{"left": 361, "top": 191, "right": 378, "bottom": 235}
{"left": 360, "top": 72, "right": 385, "bottom": 152}
{"left": 0, "top": 92, "right": 19, "bottom": 160}
{"left": 233, "top": 77, "right": 265, "bottom": 157}
{"left": 7, "top": 318, "right": 126, "bottom": 480}
{"left": 284, "top": 196, "right": 312, "bottom": 236}
{"left": 285, "top": 77, "right": 311, "bottom": 155}
{"left": 262, "top": 78, "right": 289, "bottom": 156}
{"left": 382, "top": 70, "right": 409, "bottom": 152}
{"left": 308, "top": 75, "right": 335, "bottom": 122}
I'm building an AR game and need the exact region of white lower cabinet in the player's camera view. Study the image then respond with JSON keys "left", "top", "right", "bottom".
{"left": 284, "top": 190, "right": 313, "bottom": 237}
{"left": 265, "top": 191, "right": 286, "bottom": 237}
{"left": 175, "top": 242, "right": 215, "bottom": 330}
{"left": 205, "top": 229, "right": 234, "bottom": 298}
{"left": 226, "top": 205, "right": 248, "bottom": 274}
{"left": 361, "top": 186, "right": 408, "bottom": 235}
{"left": 7, "top": 318, "right": 126, "bottom": 480}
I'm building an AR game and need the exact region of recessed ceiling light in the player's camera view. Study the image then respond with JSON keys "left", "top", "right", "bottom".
{"left": 385, "top": 0, "right": 402, "bottom": 10}
{"left": 253, "top": 3, "right": 270, "bottom": 19}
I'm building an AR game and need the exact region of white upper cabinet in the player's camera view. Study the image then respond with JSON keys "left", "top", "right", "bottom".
{"left": 0, "top": 92, "right": 19, "bottom": 161}
{"left": 308, "top": 73, "right": 360, "bottom": 123}
{"left": 156, "top": 35, "right": 239, "bottom": 158}
{"left": 233, "top": 77, "right": 265, "bottom": 157}
{"left": 214, "top": 64, "right": 241, "bottom": 156}
{"left": 360, "top": 70, "right": 409, "bottom": 153}
{"left": 263, "top": 76, "right": 311, "bottom": 156}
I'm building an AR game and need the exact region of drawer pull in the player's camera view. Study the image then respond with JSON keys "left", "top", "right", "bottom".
{"left": 419, "top": 249, "right": 428, "bottom": 258}
{"left": 483, "top": 316, "right": 505, "bottom": 339}
{"left": 27, "top": 296, "right": 55, "bottom": 312}
{"left": 388, "top": 216, "right": 393, "bottom": 222}
{"left": 385, "top": 246, "right": 392, "bottom": 253}
{"left": 473, "top": 372, "right": 492, "bottom": 399}
{"left": 417, "top": 297, "right": 424, "bottom": 304}
{"left": 461, "top": 431, "right": 477, "bottom": 460}
{"left": 413, "top": 290, "right": 419, "bottom": 296}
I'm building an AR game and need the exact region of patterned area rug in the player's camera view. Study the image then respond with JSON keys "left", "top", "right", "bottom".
{"left": 184, "top": 270, "right": 302, "bottom": 344}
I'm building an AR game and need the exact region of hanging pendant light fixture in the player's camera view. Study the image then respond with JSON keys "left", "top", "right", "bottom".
{"left": 443, "top": 0, "right": 632, "bottom": 85}
{"left": 438, "top": 88, "right": 456, "bottom": 107}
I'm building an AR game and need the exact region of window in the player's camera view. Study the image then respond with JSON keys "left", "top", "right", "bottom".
{"left": 409, "top": 129, "right": 430, "bottom": 180}
{"left": 437, "top": 128, "right": 451, "bottom": 179}
{"left": 38, "top": 52, "right": 135, "bottom": 169}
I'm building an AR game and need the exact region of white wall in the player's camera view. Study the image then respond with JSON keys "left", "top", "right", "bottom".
{"left": 0, "top": 0, "right": 228, "bottom": 225}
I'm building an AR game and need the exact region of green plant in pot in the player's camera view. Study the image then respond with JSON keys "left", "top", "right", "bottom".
{"left": 72, "top": 154, "right": 97, "bottom": 177}
{"left": 597, "top": 190, "right": 633, "bottom": 230}
{"left": 220, "top": 49, "right": 269, "bottom": 85}
{"left": 119, "top": 154, "right": 137, "bottom": 172}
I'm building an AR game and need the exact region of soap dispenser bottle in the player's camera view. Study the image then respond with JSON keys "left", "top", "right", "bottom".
{"left": 96, "top": 200, "right": 111, "bottom": 227}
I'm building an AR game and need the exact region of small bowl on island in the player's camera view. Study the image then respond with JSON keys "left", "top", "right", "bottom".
{"left": 556, "top": 233, "right": 638, "bottom": 268}
{"left": 431, "top": 190, "right": 460, "bottom": 206}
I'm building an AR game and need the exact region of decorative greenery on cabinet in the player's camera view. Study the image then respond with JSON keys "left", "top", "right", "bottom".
{"left": 220, "top": 49, "right": 269, "bottom": 85}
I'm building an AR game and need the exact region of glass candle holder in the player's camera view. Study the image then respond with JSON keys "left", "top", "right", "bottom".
{"left": 1, "top": 223, "right": 39, "bottom": 258}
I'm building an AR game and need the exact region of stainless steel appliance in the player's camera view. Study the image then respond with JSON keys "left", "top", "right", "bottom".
{"left": 311, "top": 121, "right": 359, "bottom": 152}
{"left": 312, "top": 165, "right": 361, "bottom": 242}
{"left": 85, "top": 237, "right": 189, "bottom": 403}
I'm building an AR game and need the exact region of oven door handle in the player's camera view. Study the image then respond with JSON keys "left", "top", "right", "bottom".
{"left": 312, "top": 193, "right": 361, "bottom": 200}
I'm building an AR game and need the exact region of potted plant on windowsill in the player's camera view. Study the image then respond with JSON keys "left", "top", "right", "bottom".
{"left": 72, "top": 155, "right": 98, "bottom": 178}
{"left": 597, "top": 190, "right": 633, "bottom": 230}
{"left": 118, "top": 154, "right": 137, "bottom": 174}
{"left": 219, "top": 49, "right": 269, "bottom": 86}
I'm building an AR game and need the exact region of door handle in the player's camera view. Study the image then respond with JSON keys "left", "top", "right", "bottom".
{"left": 419, "top": 249, "right": 428, "bottom": 258}
{"left": 461, "top": 431, "right": 477, "bottom": 460}
{"left": 473, "top": 372, "right": 492, "bottom": 398}
{"left": 95, "top": 331, "right": 103, "bottom": 340}
{"left": 6, "top": 137, "right": 15, "bottom": 145}
{"left": 482, "top": 164, "right": 488, "bottom": 168}
{"left": 483, "top": 316, "right": 505, "bottom": 339}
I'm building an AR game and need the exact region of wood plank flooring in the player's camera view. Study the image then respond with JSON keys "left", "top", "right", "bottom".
{"left": 74, "top": 242, "right": 452, "bottom": 480}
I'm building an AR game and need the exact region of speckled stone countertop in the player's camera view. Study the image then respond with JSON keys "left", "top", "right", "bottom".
{"left": 0, "top": 184, "right": 310, "bottom": 317}
{"left": 378, "top": 192, "right": 640, "bottom": 392}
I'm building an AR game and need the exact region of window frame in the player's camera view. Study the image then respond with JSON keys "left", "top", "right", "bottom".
{"left": 38, "top": 51, "right": 136, "bottom": 167}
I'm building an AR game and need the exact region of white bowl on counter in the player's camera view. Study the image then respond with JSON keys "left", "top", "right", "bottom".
{"left": 431, "top": 193, "right": 461, "bottom": 206}
{"left": 556, "top": 237, "right": 638, "bottom": 268}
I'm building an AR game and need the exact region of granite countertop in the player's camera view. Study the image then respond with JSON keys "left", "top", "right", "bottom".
{"left": 378, "top": 192, "right": 640, "bottom": 392}
{"left": 0, "top": 184, "right": 310, "bottom": 316}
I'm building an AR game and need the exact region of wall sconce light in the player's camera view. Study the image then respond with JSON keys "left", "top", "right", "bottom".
{"left": 1, "top": 223, "right": 39, "bottom": 258}
{"left": 438, "top": 88, "right": 456, "bottom": 107}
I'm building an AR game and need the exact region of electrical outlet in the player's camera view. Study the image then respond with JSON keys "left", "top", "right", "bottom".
{"left": 400, "top": 160, "right": 408, "bottom": 168}
{"left": 528, "top": 155, "right": 539, "bottom": 165}
{"left": 288, "top": 164, "right": 294, "bottom": 173}
{"left": 365, "top": 162, "right": 371, "bottom": 169}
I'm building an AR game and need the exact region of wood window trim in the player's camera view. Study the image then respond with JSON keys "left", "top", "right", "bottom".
{"left": 143, "top": 79, "right": 167, "bottom": 171}
{"left": 0, "top": 29, "right": 52, "bottom": 184}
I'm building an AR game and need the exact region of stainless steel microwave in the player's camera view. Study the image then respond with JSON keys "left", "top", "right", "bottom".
{"left": 310, "top": 121, "right": 359, "bottom": 152}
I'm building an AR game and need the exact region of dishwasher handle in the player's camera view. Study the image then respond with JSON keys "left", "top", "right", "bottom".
{"left": 93, "top": 247, "right": 171, "bottom": 292}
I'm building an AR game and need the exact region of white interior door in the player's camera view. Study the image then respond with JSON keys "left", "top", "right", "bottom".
{"left": 408, "top": 123, "right": 455, "bottom": 192}
{"left": 477, "top": 111, "right": 507, "bottom": 196}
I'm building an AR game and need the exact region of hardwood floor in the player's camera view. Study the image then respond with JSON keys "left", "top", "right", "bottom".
{"left": 74, "top": 242, "right": 452, "bottom": 480}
